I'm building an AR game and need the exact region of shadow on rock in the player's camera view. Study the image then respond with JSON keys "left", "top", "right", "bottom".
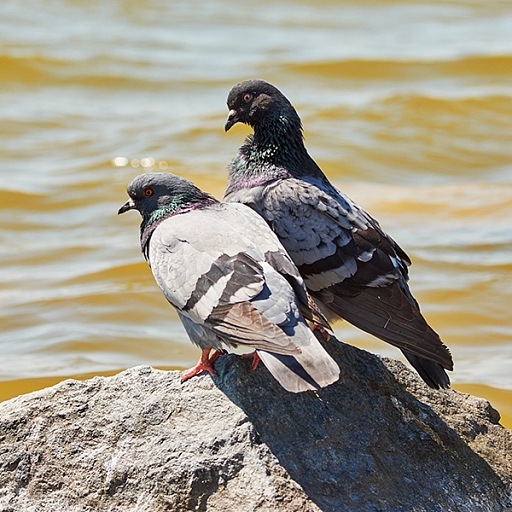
{"left": 213, "top": 335, "right": 512, "bottom": 512}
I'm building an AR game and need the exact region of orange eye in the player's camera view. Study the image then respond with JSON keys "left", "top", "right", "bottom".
{"left": 243, "top": 93, "right": 253, "bottom": 103}
{"left": 145, "top": 188, "right": 154, "bottom": 197}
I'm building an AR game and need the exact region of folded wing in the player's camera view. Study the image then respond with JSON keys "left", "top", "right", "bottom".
{"left": 148, "top": 205, "right": 340, "bottom": 392}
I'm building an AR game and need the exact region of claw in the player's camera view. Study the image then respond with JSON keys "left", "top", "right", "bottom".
{"left": 181, "top": 349, "right": 225, "bottom": 382}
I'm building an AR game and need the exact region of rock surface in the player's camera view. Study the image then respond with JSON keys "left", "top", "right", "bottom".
{"left": 0, "top": 337, "right": 511, "bottom": 512}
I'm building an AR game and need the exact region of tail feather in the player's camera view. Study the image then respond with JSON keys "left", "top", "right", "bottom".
{"left": 403, "top": 352, "right": 450, "bottom": 389}
{"left": 257, "top": 324, "right": 340, "bottom": 393}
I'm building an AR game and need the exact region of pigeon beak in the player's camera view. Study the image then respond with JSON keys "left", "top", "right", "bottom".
{"left": 118, "top": 198, "right": 136, "bottom": 215}
{"left": 224, "top": 109, "right": 238, "bottom": 132}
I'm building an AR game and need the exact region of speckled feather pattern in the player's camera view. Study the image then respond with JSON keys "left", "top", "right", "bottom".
{"left": 223, "top": 80, "right": 453, "bottom": 388}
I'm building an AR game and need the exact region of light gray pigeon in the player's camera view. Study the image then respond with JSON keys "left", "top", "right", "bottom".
{"left": 118, "top": 172, "right": 340, "bottom": 393}
{"left": 223, "top": 79, "right": 453, "bottom": 389}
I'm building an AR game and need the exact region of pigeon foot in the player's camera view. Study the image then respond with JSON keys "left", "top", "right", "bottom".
{"left": 181, "top": 349, "right": 225, "bottom": 382}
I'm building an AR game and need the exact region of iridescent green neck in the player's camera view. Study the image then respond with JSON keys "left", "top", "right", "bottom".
{"left": 146, "top": 203, "right": 182, "bottom": 226}
{"left": 140, "top": 197, "right": 217, "bottom": 258}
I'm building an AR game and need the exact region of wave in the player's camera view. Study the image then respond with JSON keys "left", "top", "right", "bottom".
{"left": 287, "top": 55, "right": 512, "bottom": 81}
{"left": 0, "top": 54, "right": 171, "bottom": 90}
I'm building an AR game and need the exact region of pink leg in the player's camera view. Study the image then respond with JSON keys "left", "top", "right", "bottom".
{"left": 181, "top": 349, "right": 225, "bottom": 382}
{"left": 311, "top": 323, "right": 331, "bottom": 341}
{"left": 242, "top": 350, "right": 261, "bottom": 371}
{"left": 209, "top": 349, "right": 227, "bottom": 365}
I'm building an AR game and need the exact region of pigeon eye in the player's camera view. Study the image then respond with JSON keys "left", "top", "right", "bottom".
{"left": 145, "top": 188, "right": 154, "bottom": 197}
{"left": 243, "top": 93, "right": 253, "bottom": 103}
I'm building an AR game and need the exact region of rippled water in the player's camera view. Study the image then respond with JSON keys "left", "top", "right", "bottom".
{"left": 1, "top": 0, "right": 511, "bottom": 427}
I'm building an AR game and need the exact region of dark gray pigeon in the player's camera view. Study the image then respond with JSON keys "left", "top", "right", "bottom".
{"left": 118, "top": 172, "right": 340, "bottom": 393}
{"left": 223, "top": 79, "right": 453, "bottom": 389}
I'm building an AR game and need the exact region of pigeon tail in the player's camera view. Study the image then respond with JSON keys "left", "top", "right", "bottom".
{"left": 403, "top": 352, "right": 450, "bottom": 389}
{"left": 257, "top": 323, "right": 340, "bottom": 393}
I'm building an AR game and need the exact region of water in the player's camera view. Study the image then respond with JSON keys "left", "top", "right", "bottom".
{"left": 1, "top": 0, "right": 511, "bottom": 427}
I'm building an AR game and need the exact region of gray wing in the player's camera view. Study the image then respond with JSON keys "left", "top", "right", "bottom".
{"left": 226, "top": 203, "right": 331, "bottom": 329}
{"left": 226, "top": 178, "right": 453, "bottom": 386}
{"left": 149, "top": 211, "right": 298, "bottom": 354}
{"left": 149, "top": 206, "right": 339, "bottom": 392}
{"left": 228, "top": 177, "right": 409, "bottom": 291}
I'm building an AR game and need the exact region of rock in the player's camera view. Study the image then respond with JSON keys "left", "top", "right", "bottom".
{"left": 0, "top": 338, "right": 510, "bottom": 512}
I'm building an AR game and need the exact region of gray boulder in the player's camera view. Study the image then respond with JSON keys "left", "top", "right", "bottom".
{"left": 0, "top": 338, "right": 511, "bottom": 512}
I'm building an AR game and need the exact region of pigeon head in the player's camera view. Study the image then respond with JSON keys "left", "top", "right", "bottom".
{"left": 225, "top": 80, "right": 301, "bottom": 134}
{"left": 118, "top": 172, "right": 216, "bottom": 224}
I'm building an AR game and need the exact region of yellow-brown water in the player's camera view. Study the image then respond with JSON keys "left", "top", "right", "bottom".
{"left": 1, "top": 0, "right": 511, "bottom": 427}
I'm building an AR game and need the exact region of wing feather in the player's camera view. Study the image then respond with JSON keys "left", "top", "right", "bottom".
{"left": 226, "top": 177, "right": 453, "bottom": 387}
{"left": 313, "top": 282, "right": 453, "bottom": 370}
{"left": 209, "top": 302, "right": 301, "bottom": 355}
{"left": 147, "top": 202, "right": 339, "bottom": 392}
